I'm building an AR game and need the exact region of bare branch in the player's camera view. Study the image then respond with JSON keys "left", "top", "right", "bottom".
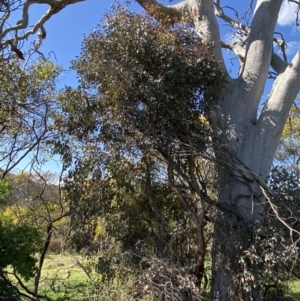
{"left": 262, "top": 188, "right": 300, "bottom": 237}
{"left": 271, "top": 51, "right": 288, "bottom": 74}
{"left": 221, "top": 41, "right": 245, "bottom": 64}
{"left": 214, "top": 2, "right": 251, "bottom": 33}
{"left": 274, "top": 32, "right": 287, "bottom": 63}
{"left": 0, "top": 0, "right": 85, "bottom": 50}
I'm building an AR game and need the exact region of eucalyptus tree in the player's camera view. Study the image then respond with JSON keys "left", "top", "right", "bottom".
{"left": 4, "top": 0, "right": 300, "bottom": 300}
{"left": 56, "top": 9, "right": 220, "bottom": 292}
{"left": 58, "top": 2, "right": 300, "bottom": 300}
{"left": 129, "top": 1, "right": 300, "bottom": 300}
{"left": 0, "top": 59, "right": 60, "bottom": 176}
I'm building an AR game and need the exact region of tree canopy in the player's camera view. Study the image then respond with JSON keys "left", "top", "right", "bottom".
{"left": 1, "top": 1, "right": 300, "bottom": 301}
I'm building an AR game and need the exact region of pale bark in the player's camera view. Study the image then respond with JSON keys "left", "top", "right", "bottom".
{"left": 257, "top": 51, "right": 300, "bottom": 161}
{"left": 135, "top": 0, "right": 300, "bottom": 300}
{"left": 271, "top": 51, "right": 288, "bottom": 74}
{"left": 2, "top": 0, "right": 299, "bottom": 299}
{"left": 187, "top": 0, "right": 225, "bottom": 64}
{"left": 0, "top": 0, "right": 85, "bottom": 52}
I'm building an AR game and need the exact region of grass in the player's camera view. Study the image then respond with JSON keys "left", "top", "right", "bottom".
{"left": 12, "top": 253, "right": 300, "bottom": 301}
{"left": 287, "top": 279, "right": 300, "bottom": 300}
{"left": 21, "top": 253, "right": 101, "bottom": 300}
{"left": 29, "top": 253, "right": 137, "bottom": 301}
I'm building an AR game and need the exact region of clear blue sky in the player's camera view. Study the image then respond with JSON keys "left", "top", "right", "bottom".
{"left": 29, "top": 0, "right": 141, "bottom": 86}
{"left": 23, "top": 0, "right": 299, "bottom": 81}
{"left": 8, "top": 0, "right": 299, "bottom": 82}
{"left": 7, "top": 0, "right": 300, "bottom": 173}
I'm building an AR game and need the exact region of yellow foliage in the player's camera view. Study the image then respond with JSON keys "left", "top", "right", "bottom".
{"left": 109, "top": 178, "right": 116, "bottom": 185}
{"left": 2, "top": 204, "right": 27, "bottom": 224}
{"left": 199, "top": 115, "right": 209, "bottom": 126}
{"left": 55, "top": 215, "right": 69, "bottom": 227}
{"left": 282, "top": 108, "right": 300, "bottom": 138}
{"left": 94, "top": 222, "right": 103, "bottom": 242}
{"left": 31, "top": 61, "right": 59, "bottom": 81}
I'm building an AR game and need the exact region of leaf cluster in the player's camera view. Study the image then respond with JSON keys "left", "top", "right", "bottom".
{"left": 0, "top": 179, "right": 43, "bottom": 296}
{"left": 60, "top": 5, "right": 222, "bottom": 151}
{"left": 53, "top": 5, "right": 221, "bottom": 293}
{"left": 0, "top": 59, "right": 60, "bottom": 176}
{"left": 0, "top": 219, "right": 42, "bottom": 280}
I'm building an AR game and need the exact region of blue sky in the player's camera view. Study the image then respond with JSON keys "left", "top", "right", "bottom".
{"left": 18, "top": 0, "right": 299, "bottom": 81}
{"left": 8, "top": 0, "right": 300, "bottom": 81}
{"left": 5, "top": 0, "right": 300, "bottom": 173}
{"left": 13, "top": 0, "right": 142, "bottom": 86}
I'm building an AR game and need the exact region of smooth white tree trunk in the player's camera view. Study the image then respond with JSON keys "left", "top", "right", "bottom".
{"left": 135, "top": 0, "right": 300, "bottom": 300}
{"left": 3, "top": 0, "right": 300, "bottom": 300}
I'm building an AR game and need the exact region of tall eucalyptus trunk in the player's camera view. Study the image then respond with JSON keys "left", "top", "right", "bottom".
{"left": 135, "top": 0, "right": 300, "bottom": 300}
{"left": 3, "top": 0, "right": 300, "bottom": 299}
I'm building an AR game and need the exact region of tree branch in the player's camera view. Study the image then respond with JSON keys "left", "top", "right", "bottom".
{"left": 240, "top": 0, "right": 283, "bottom": 86}
{"left": 135, "top": 0, "right": 188, "bottom": 22}
{"left": 233, "top": 0, "right": 283, "bottom": 124}
{"left": 216, "top": 1, "right": 288, "bottom": 76}
{"left": 271, "top": 51, "right": 288, "bottom": 74}
{"left": 214, "top": 2, "right": 251, "bottom": 33}
{"left": 221, "top": 41, "right": 288, "bottom": 76}
{"left": 1, "top": 0, "right": 85, "bottom": 50}
{"left": 256, "top": 50, "right": 300, "bottom": 170}
{"left": 221, "top": 41, "right": 245, "bottom": 63}
{"left": 187, "top": 0, "right": 226, "bottom": 72}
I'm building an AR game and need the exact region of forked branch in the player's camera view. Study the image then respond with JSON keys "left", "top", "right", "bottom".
{"left": 0, "top": 0, "right": 85, "bottom": 51}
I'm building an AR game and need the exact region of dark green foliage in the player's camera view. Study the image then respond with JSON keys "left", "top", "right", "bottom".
{"left": 55, "top": 4, "right": 222, "bottom": 251}
{"left": 53, "top": 4, "right": 222, "bottom": 299}
{"left": 0, "top": 220, "right": 41, "bottom": 279}
{"left": 0, "top": 180, "right": 42, "bottom": 297}
{"left": 57, "top": 4, "right": 222, "bottom": 151}
{"left": 72, "top": 7, "right": 219, "bottom": 136}
{"left": 269, "top": 166, "right": 300, "bottom": 204}
{"left": 0, "top": 180, "right": 10, "bottom": 207}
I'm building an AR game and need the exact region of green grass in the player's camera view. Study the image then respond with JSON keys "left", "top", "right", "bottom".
{"left": 32, "top": 253, "right": 137, "bottom": 301}
{"left": 288, "top": 279, "right": 300, "bottom": 300}
{"left": 11, "top": 253, "right": 300, "bottom": 301}
{"left": 19, "top": 253, "right": 101, "bottom": 300}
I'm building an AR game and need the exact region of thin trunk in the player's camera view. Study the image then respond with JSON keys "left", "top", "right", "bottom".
{"left": 168, "top": 163, "right": 207, "bottom": 286}
{"left": 194, "top": 198, "right": 206, "bottom": 286}
{"left": 145, "top": 163, "right": 168, "bottom": 258}
{"left": 34, "top": 224, "right": 53, "bottom": 298}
